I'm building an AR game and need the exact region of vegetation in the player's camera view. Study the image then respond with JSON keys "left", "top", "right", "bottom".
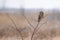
{"left": 0, "top": 9, "right": 60, "bottom": 40}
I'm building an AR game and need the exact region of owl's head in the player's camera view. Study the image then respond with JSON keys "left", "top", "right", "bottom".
{"left": 39, "top": 11, "right": 44, "bottom": 18}
{"left": 39, "top": 11, "right": 44, "bottom": 15}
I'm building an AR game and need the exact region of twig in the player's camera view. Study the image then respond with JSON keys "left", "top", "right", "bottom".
{"left": 6, "top": 13, "right": 23, "bottom": 40}
{"left": 31, "top": 11, "right": 44, "bottom": 40}
{"left": 22, "top": 13, "right": 34, "bottom": 28}
{"left": 31, "top": 22, "right": 40, "bottom": 40}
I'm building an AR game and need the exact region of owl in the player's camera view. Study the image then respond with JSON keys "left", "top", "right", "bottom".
{"left": 38, "top": 11, "right": 44, "bottom": 22}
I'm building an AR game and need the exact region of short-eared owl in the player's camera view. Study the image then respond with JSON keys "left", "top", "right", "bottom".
{"left": 38, "top": 11, "right": 44, "bottom": 22}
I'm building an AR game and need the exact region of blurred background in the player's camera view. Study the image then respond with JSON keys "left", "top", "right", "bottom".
{"left": 0, "top": 0, "right": 60, "bottom": 40}
{"left": 0, "top": 0, "right": 60, "bottom": 9}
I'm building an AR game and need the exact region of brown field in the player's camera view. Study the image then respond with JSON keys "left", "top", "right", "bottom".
{"left": 0, "top": 10, "right": 60, "bottom": 40}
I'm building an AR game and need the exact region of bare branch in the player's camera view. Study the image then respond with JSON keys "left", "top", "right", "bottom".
{"left": 31, "top": 11, "right": 44, "bottom": 40}
{"left": 22, "top": 13, "right": 34, "bottom": 28}
{"left": 6, "top": 13, "right": 23, "bottom": 40}
{"left": 30, "top": 11, "right": 50, "bottom": 40}
{"left": 31, "top": 22, "right": 40, "bottom": 40}
{"left": 36, "top": 13, "right": 49, "bottom": 31}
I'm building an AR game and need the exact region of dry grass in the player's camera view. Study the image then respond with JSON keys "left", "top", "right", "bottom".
{"left": 0, "top": 12, "right": 60, "bottom": 40}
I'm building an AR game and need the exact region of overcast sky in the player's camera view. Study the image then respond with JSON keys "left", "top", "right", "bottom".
{"left": 0, "top": 0, "right": 60, "bottom": 9}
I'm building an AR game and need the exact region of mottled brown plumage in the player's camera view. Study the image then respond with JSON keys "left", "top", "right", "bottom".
{"left": 38, "top": 11, "right": 44, "bottom": 22}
